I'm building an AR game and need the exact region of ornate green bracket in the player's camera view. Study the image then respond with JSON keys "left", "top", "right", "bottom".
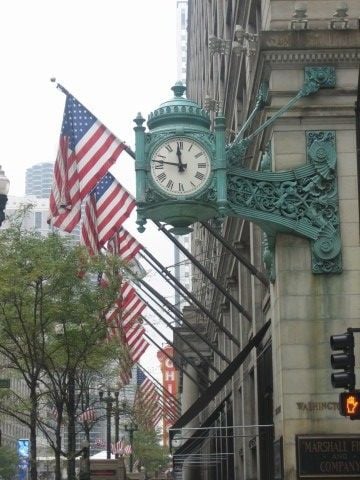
{"left": 226, "top": 130, "right": 341, "bottom": 276}
{"left": 134, "top": 67, "right": 342, "bottom": 277}
{"left": 226, "top": 66, "right": 336, "bottom": 167}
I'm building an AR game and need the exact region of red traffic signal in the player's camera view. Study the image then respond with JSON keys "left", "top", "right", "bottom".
{"left": 339, "top": 391, "right": 360, "bottom": 419}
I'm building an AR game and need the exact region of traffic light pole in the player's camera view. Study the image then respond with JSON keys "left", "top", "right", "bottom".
{"left": 330, "top": 327, "right": 360, "bottom": 419}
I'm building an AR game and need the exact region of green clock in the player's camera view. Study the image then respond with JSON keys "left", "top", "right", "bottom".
{"left": 134, "top": 81, "right": 221, "bottom": 234}
{"left": 150, "top": 136, "right": 212, "bottom": 197}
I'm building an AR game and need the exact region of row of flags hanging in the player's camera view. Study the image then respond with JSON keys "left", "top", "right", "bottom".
{"left": 74, "top": 366, "right": 180, "bottom": 435}
{"left": 48, "top": 86, "right": 179, "bottom": 430}
{"left": 94, "top": 438, "right": 132, "bottom": 456}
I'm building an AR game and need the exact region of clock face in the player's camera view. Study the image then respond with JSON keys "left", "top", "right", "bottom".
{"left": 150, "top": 137, "right": 211, "bottom": 197}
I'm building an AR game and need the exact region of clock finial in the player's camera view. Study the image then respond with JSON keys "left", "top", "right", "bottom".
{"left": 171, "top": 81, "right": 186, "bottom": 98}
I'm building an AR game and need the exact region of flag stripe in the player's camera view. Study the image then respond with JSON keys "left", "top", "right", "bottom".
{"left": 81, "top": 173, "right": 135, "bottom": 255}
{"left": 107, "top": 226, "right": 143, "bottom": 262}
{"left": 49, "top": 94, "right": 126, "bottom": 232}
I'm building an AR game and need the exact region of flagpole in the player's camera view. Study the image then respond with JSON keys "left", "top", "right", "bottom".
{"left": 138, "top": 364, "right": 181, "bottom": 408}
{"left": 140, "top": 314, "right": 212, "bottom": 384}
{"left": 139, "top": 279, "right": 231, "bottom": 365}
{"left": 50, "top": 78, "right": 137, "bottom": 160}
{"left": 50, "top": 78, "right": 71, "bottom": 96}
{"left": 138, "top": 291, "right": 219, "bottom": 376}
{"left": 143, "top": 332, "right": 200, "bottom": 388}
{"left": 140, "top": 248, "right": 240, "bottom": 347}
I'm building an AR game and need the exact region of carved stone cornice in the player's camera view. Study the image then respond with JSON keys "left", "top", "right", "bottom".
{"left": 262, "top": 48, "right": 360, "bottom": 66}
{"left": 260, "top": 29, "right": 360, "bottom": 52}
{"left": 259, "top": 30, "right": 360, "bottom": 66}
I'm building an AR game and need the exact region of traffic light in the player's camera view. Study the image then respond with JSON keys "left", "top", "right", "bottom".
{"left": 339, "top": 391, "right": 360, "bottom": 419}
{"left": 330, "top": 331, "right": 355, "bottom": 390}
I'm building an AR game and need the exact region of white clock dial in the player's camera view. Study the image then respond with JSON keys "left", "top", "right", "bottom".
{"left": 150, "top": 137, "right": 211, "bottom": 197}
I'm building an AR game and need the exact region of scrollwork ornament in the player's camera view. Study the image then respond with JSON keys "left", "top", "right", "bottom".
{"left": 306, "top": 130, "right": 342, "bottom": 273}
{"left": 145, "top": 188, "right": 163, "bottom": 204}
{"left": 226, "top": 139, "right": 250, "bottom": 168}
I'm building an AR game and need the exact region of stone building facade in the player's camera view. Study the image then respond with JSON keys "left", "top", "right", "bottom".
{"left": 173, "top": 1, "right": 360, "bottom": 479}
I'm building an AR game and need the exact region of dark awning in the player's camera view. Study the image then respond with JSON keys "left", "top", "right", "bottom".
{"left": 170, "top": 320, "right": 271, "bottom": 441}
{"left": 172, "top": 391, "right": 232, "bottom": 460}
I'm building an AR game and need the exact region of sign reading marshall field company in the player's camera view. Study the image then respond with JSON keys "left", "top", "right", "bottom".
{"left": 296, "top": 435, "right": 360, "bottom": 478}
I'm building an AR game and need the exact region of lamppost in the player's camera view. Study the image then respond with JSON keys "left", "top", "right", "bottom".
{"left": 79, "top": 440, "right": 90, "bottom": 480}
{"left": 0, "top": 166, "right": 10, "bottom": 227}
{"left": 99, "top": 390, "right": 114, "bottom": 459}
{"left": 113, "top": 394, "right": 130, "bottom": 459}
{"left": 99, "top": 390, "right": 131, "bottom": 460}
{"left": 125, "top": 422, "right": 138, "bottom": 472}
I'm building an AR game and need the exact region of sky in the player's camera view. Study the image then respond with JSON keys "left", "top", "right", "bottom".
{"left": 0, "top": 0, "right": 181, "bottom": 378}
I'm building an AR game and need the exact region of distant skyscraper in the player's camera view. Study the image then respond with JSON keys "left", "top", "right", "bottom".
{"left": 25, "top": 162, "right": 54, "bottom": 198}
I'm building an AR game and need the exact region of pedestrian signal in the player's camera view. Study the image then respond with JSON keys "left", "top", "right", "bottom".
{"left": 339, "top": 391, "right": 360, "bottom": 419}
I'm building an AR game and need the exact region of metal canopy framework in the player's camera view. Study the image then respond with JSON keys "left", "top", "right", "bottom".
{"left": 170, "top": 320, "right": 271, "bottom": 438}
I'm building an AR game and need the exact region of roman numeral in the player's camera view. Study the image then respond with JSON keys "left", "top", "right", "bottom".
{"left": 157, "top": 154, "right": 166, "bottom": 159}
{"left": 187, "top": 143, "right": 193, "bottom": 151}
{"left": 195, "top": 172, "right": 204, "bottom": 180}
{"left": 190, "top": 181, "right": 195, "bottom": 187}
{"left": 155, "top": 163, "right": 164, "bottom": 169}
{"left": 165, "top": 144, "right": 173, "bottom": 152}
{"left": 166, "top": 180, "right": 174, "bottom": 190}
{"left": 157, "top": 173, "right": 167, "bottom": 183}
{"left": 194, "top": 151, "right": 204, "bottom": 159}
{"left": 198, "top": 162, "right": 207, "bottom": 169}
{"left": 177, "top": 141, "right": 183, "bottom": 150}
{"left": 178, "top": 183, "right": 185, "bottom": 192}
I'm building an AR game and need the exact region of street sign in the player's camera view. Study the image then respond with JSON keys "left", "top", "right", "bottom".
{"left": 0, "top": 379, "right": 10, "bottom": 388}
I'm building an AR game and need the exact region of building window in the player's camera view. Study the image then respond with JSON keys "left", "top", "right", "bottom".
{"left": 34, "top": 211, "right": 42, "bottom": 229}
{"left": 181, "top": 10, "right": 186, "bottom": 28}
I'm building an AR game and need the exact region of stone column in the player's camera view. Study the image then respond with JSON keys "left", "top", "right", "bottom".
{"left": 182, "top": 362, "right": 201, "bottom": 480}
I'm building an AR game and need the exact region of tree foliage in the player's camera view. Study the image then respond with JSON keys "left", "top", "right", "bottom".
{"left": 0, "top": 215, "right": 124, "bottom": 480}
{"left": 133, "top": 429, "right": 169, "bottom": 475}
{"left": 0, "top": 445, "right": 18, "bottom": 479}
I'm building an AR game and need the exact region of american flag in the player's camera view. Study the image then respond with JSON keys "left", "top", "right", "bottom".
{"left": 121, "top": 283, "right": 146, "bottom": 332}
{"left": 78, "top": 407, "right": 96, "bottom": 423}
{"left": 48, "top": 92, "right": 126, "bottom": 232}
{"left": 81, "top": 173, "right": 136, "bottom": 255}
{"left": 107, "top": 226, "right": 143, "bottom": 262}
{"left": 126, "top": 322, "right": 149, "bottom": 364}
{"left": 111, "top": 439, "right": 124, "bottom": 455}
{"left": 136, "top": 367, "right": 158, "bottom": 405}
{"left": 118, "top": 347, "right": 133, "bottom": 387}
{"left": 94, "top": 438, "right": 106, "bottom": 448}
{"left": 123, "top": 444, "right": 132, "bottom": 455}
{"left": 105, "top": 282, "right": 146, "bottom": 334}
{"left": 135, "top": 367, "right": 163, "bottom": 427}
{"left": 163, "top": 391, "right": 180, "bottom": 422}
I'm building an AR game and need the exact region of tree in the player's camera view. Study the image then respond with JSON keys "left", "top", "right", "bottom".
{"left": 0, "top": 445, "right": 18, "bottom": 480}
{"left": 0, "top": 215, "right": 123, "bottom": 480}
{"left": 133, "top": 429, "right": 169, "bottom": 475}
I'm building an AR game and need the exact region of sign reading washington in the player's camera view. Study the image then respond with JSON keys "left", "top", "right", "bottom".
{"left": 296, "top": 435, "right": 360, "bottom": 478}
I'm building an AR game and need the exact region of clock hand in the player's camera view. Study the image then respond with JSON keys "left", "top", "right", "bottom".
{"left": 176, "top": 145, "right": 186, "bottom": 172}
{"left": 152, "top": 159, "right": 187, "bottom": 167}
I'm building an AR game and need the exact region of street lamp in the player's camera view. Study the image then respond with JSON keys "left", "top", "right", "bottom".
{"left": 99, "top": 390, "right": 130, "bottom": 460}
{"left": 0, "top": 166, "right": 10, "bottom": 227}
{"left": 99, "top": 390, "right": 114, "bottom": 459}
{"left": 79, "top": 439, "right": 90, "bottom": 480}
{"left": 113, "top": 394, "right": 130, "bottom": 459}
{"left": 125, "top": 422, "right": 138, "bottom": 472}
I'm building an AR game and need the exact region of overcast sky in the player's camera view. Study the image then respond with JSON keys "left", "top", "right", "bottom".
{"left": 0, "top": 0, "right": 181, "bottom": 376}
